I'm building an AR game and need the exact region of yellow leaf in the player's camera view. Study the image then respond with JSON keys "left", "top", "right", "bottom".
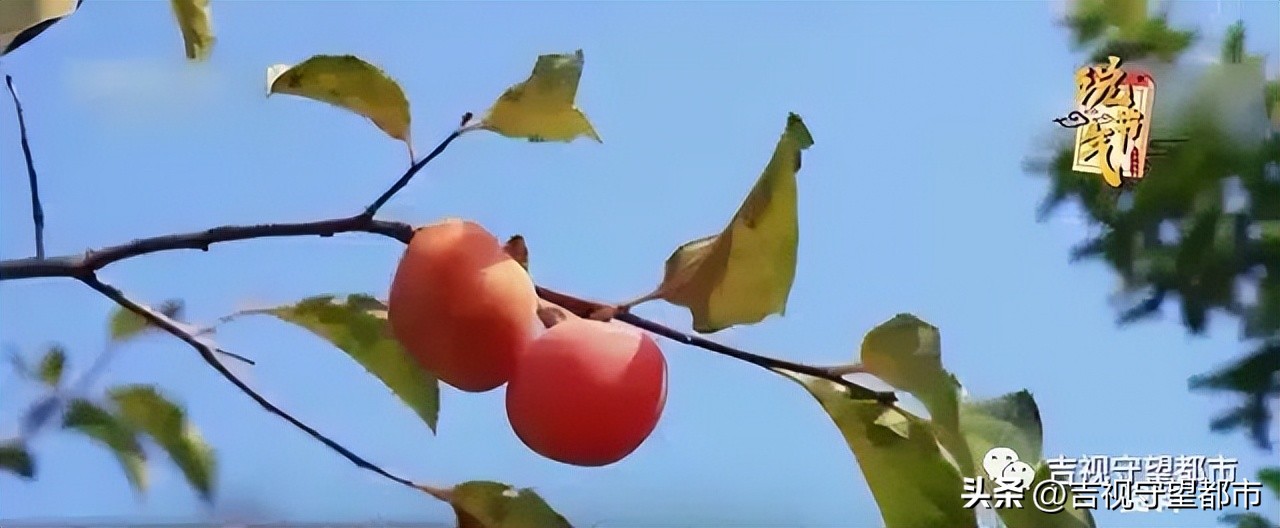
{"left": 267, "top": 55, "right": 412, "bottom": 146}
{"left": 479, "top": 49, "right": 600, "bottom": 143}
{"left": 0, "top": 0, "right": 79, "bottom": 56}
{"left": 649, "top": 113, "right": 813, "bottom": 333}
{"left": 169, "top": 0, "right": 214, "bottom": 61}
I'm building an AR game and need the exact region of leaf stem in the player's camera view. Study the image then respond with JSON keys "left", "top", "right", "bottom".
{"left": 6, "top": 75, "right": 45, "bottom": 259}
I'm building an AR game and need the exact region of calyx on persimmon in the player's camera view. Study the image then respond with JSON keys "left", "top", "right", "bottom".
{"left": 505, "top": 317, "right": 668, "bottom": 467}
{"left": 388, "top": 218, "right": 538, "bottom": 393}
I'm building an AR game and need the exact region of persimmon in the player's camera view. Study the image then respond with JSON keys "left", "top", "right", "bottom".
{"left": 388, "top": 218, "right": 538, "bottom": 393}
{"left": 505, "top": 317, "right": 668, "bottom": 466}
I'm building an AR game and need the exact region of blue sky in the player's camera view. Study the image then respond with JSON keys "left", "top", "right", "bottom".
{"left": 1, "top": 1, "right": 1277, "bottom": 527}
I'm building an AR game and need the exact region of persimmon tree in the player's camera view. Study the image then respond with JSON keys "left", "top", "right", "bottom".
{"left": 0, "top": 2, "right": 1106, "bottom": 527}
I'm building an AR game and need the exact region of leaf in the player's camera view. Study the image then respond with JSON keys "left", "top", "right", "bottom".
{"left": 168, "top": 0, "right": 214, "bottom": 61}
{"left": 958, "top": 390, "right": 1043, "bottom": 475}
{"left": 109, "top": 385, "right": 215, "bottom": 501}
{"left": 229, "top": 294, "right": 439, "bottom": 432}
{"left": 995, "top": 463, "right": 1096, "bottom": 528}
{"left": 63, "top": 399, "right": 147, "bottom": 494}
{"left": 267, "top": 55, "right": 412, "bottom": 147}
{"left": 426, "top": 481, "right": 573, "bottom": 528}
{"left": 857, "top": 314, "right": 971, "bottom": 475}
{"left": 1218, "top": 512, "right": 1276, "bottom": 528}
{"left": 650, "top": 114, "right": 813, "bottom": 333}
{"left": 777, "top": 371, "right": 975, "bottom": 528}
{"left": 957, "top": 391, "right": 1093, "bottom": 528}
{"left": 479, "top": 49, "right": 600, "bottom": 143}
{"left": 36, "top": 344, "right": 66, "bottom": 387}
{"left": 110, "top": 300, "right": 184, "bottom": 342}
{"left": 0, "top": 0, "right": 80, "bottom": 56}
{"left": 1258, "top": 467, "right": 1280, "bottom": 498}
{"left": 0, "top": 440, "right": 34, "bottom": 479}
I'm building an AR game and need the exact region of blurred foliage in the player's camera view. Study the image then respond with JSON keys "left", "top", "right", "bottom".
{"left": 1032, "top": 1, "right": 1280, "bottom": 451}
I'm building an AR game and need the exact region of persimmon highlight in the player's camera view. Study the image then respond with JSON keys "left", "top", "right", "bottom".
{"left": 505, "top": 318, "right": 668, "bottom": 467}
{"left": 388, "top": 218, "right": 538, "bottom": 393}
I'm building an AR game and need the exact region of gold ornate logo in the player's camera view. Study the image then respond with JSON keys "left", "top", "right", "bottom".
{"left": 1054, "top": 56, "right": 1156, "bottom": 188}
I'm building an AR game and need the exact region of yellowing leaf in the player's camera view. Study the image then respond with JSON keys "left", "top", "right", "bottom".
{"left": 168, "top": 0, "right": 214, "bottom": 61}
{"left": 423, "top": 481, "right": 572, "bottom": 528}
{"left": 777, "top": 371, "right": 975, "bottom": 528}
{"left": 267, "top": 55, "right": 413, "bottom": 147}
{"left": 649, "top": 113, "right": 812, "bottom": 333}
{"left": 479, "top": 49, "right": 600, "bottom": 143}
{"left": 222, "top": 294, "right": 439, "bottom": 432}
{"left": 0, "top": 0, "right": 79, "bottom": 56}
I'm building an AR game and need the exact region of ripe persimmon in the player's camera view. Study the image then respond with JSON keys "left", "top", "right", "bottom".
{"left": 388, "top": 218, "right": 538, "bottom": 393}
{"left": 505, "top": 317, "right": 668, "bottom": 466}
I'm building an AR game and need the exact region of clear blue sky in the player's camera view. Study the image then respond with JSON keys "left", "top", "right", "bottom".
{"left": 1, "top": 1, "right": 1277, "bottom": 527}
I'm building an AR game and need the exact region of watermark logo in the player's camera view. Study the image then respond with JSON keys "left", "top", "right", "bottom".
{"left": 1053, "top": 55, "right": 1156, "bottom": 188}
{"left": 962, "top": 448, "right": 1268, "bottom": 514}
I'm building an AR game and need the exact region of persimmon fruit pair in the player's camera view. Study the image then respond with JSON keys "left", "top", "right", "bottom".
{"left": 387, "top": 218, "right": 667, "bottom": 467}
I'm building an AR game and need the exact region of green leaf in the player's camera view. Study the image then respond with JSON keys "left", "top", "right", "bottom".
{"left": 425, "top": 481, "right": 573, "bottom": 528}
{"left": 957, "top": 392, "right": 1093, "bottom": 528}
{"left": 109, "top": 299, "right": 184, "bottom": 343}
{"left": 36, "top": 344, "right": 66, "bottom": 387}
{"left": 478, "top": 49, "right": 600, "bottom": 143}
{"left": 858, "top": 314, "right": 971, "bottom": 475}
{"left": 0, "top": 0, "right": 80, "bottom": 56}
{"left": 109, "top": 385, "right": 215, "bottom": 501}
{"left": 958, "top": 390, "right": 1043, "bottom": 476}
{"left": 168, "top": 0, "right": 214, "bottom": 61}
{"left": 267, "top": 55, "right": 413, "bottom": 148}
{"left": 995, "top": 463, "right": 1096, "bottom": 528}
{"left": 63, "top": 399, "right": 147, "bottom": 494}
{"left": 227, "top": 294, "right": 439, "bottom": 432}
{"left": 1258, "top": 467, "right": 1280, "bottom": 498}
{"left": 777, "top": 371, "right": 975, "bottom": 528}
{"left": 1218, "top": 512, "right": 1277, "bottom": 528}
{"left": 0, "top": 440, "right": 34, "bottom": 479}
{"left": 649, "top": 114, "right": 813, "bottom": 333}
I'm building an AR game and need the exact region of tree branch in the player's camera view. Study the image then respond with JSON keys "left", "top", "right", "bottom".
{"left": 78, "top": 274, "right": 432, "bottom": 493}
{"left": 534, "top": 287, "right": 894, "bottom": 402}
{"left": 0, "top": 216, "right": 893, "bottom": 403}
{"left": 0, "top": 215, "right": 411, "bottom": 280}
{"left": 6, "top": 75, "right": 45, "bottom": 259}
{"left": 361, "top": 113, "right": 471, "bottom": 218}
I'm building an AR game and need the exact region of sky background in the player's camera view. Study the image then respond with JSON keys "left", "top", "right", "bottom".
{"left": 1, "top": 1, "right": 1278, "bottom": 527}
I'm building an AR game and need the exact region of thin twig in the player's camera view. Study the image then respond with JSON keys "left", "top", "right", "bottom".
{"left": 363, "top": 126, "right": 465, "bottom": 218}
{"left": 78, "top": 274, "right": 430, "bottom": 492}
{"left": 535, "top": 286, "right": 894, "bottom": 403}
{"left": 5, "top": 75, "right": 45, "bottom": 259}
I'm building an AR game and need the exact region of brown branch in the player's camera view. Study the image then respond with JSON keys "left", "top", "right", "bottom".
{"left": 535, "top": 287, "right": 894, "bottom": 402}
{"left": 78, "top": 274, "right": 432, "bottom": 493}
{"left": 0, "top": 215, "right": 411, "bottom": 280}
